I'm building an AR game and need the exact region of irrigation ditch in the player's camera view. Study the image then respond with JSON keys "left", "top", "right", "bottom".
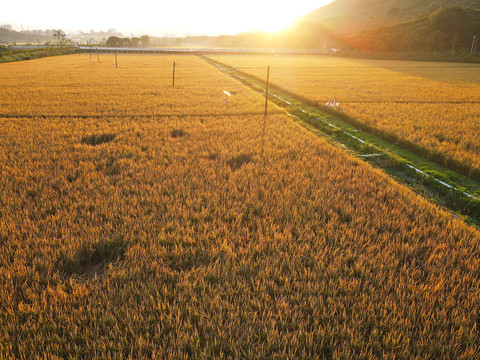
{"left": 200, "top": 55, "right": 480, "bottom": 228}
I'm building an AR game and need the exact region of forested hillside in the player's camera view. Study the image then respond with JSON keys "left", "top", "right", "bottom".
{"left": 301, "top": 0, "right": 480, "bottom": 32}
{"left": 349, "top": 6, "right": 480, "bottom": 53}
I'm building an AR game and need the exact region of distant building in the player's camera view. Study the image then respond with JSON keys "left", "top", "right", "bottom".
{"left": 1, "top": 24, "right": 13, "bottom": 31}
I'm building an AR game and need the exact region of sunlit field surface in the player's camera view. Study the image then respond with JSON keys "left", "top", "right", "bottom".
{"left": 1, "top": 54, "right": 480, "bottom": 358}
{"left": 209, "top": 55, "right": 480, "bottom": 177}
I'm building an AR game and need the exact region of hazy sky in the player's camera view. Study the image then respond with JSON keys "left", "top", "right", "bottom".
{"left": 1, "top": 0, "right": 334, "bottom": 36}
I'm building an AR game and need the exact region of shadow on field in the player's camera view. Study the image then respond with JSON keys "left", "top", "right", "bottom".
{"left": 226, "top": 153, "right": 255, "bottom": 171}
{"left": 59, "top": 235, "right": 129, "bottom": 280}
{"left": 81, "top": 133, "right": 116, "bottom": 146}
{"left": 353, "top": 58, "right": 480, "bottom": 84}
{"left": 170, "top": 128, "right": 187, "bottom": 138}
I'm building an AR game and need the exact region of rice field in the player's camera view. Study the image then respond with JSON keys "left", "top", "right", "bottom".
{"left": 208, "top": 55, "right": 480, "bottom": 178}
{"left": 1, "top": 54, "right": 480, "bottom": 358}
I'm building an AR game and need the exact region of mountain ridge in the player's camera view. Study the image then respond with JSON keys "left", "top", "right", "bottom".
{"left": 300, "top": 0, "right": 480, "bottom": 33}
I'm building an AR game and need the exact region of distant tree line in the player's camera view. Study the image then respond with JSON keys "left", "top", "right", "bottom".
{"left": 0, "top": 47, "right": 75, "bottom": 63}
{"left": 164, "top": 22, "right": 340, "bottom": 51}
{"left": 106, "top": 35, "right": 150, "bottom": 47}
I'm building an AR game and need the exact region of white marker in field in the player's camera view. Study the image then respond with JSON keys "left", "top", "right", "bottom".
{"left": 326, "top": 98, "right": 339, "bottom": 107}
{"left": 224, "top": 91, "right": 231, "bottom": 103}
{"left": 223, "top": 91, "right": 231, "bottom": 114}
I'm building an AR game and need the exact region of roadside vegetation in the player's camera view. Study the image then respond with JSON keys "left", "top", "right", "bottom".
{"left": 0, "top": 46, "right": 76, "bottom": 63}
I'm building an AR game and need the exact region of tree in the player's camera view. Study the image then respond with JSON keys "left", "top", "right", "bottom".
{"left": 140, "top": 35, "right": 150, "bottom": 47}
{"left": 131, "top": 37, "right": 140, "bottom": 47}
{"left": 52, "top": 29, "right": 68, "bottom": 48}
{"left": 106, "top": 36, "right": 132, "bottom": 47}
{"left": 430, "top": 6, "right": 476, "bottom": 49}
{"left": 106, "top": 36, "right": 122, "bottom": 47}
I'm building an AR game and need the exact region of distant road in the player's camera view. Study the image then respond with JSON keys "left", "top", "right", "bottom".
{"left": 8, "top": 45, "right": 53, "bottom": 50}
{"left": 78, "top": 46, "right": 328, "bottom": 55}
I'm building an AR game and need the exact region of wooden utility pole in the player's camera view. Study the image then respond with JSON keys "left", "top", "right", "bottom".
{"left": 172, "top": 61, "right": 176, "bottom": 87}
{"left": 97, "top": 50, "right": 100, "bottom": 63}
{"left": 115, "top": 51, "right": 118, "bottom": 68}
{"left": 264, "top": 66, "right": 270, "bottom": 126}
{"left": 261, "top": 65, "right": 271, "bottom": 163}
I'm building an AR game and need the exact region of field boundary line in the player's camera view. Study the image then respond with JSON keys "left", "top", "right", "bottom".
{"left": 0, "top": 112, "right": 283, "bottom": 120}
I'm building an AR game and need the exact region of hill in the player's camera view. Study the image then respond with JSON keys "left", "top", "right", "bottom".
{"left": 301, "top": 0, "right": 480, "bottom": 33}
{"left": 349, "top": 5, "right": 480, "bottom": 53}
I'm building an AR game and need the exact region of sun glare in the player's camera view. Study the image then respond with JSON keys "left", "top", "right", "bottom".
{"left": 2, "top": 0, "right": 332, "bottom": 36}
{"left": 256, "top": 12, "right": 294, "bottom": 32}
{"left": 156, "top": 3, "right": 298, "bottom": 35}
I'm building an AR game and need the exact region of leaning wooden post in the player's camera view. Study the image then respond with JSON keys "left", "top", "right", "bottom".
{"left": 261, "top": 65, "right": 270, "bottom": 163}
{"left": 97, "top": 49, "right": 100, "bottom": 63}
{"left": 115, "top": 51, "right": 118, "bottom": 68}
{"left": 172, "top": 61, "right": 176, "bottom": 87}
{"left": 90, "top": 46, "right": 92, "bottom": 59}
{"left": 263, "top": 65, "right": 270, "bottom": 130}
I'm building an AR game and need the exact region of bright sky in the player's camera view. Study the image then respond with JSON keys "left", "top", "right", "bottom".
{"left": 1, "top": 0, "right": 333, "bottom": 36}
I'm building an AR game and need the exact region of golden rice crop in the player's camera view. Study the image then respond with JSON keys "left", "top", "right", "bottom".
{"left": 209, "top": 55, "right": 480, "bottom": 177}
{"left": 0, "top": 54, "right": 267, "bottom": 117}
{"left": 1, "top": 54, "right": 480, "bottom": 358}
